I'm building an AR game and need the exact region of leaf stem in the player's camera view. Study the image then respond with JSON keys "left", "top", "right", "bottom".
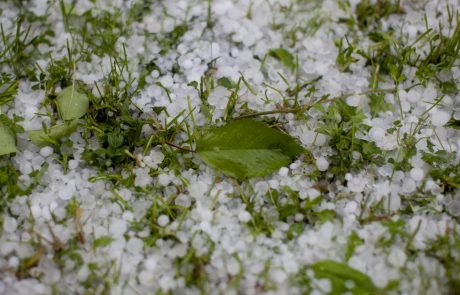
{"left": 235, "top": 85, "right": 418, "bottom": 119}
{"left": 165, "top": 142, "right": 195, "bottom": 153}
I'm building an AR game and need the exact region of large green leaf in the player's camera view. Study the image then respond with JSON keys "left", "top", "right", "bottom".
{"left": 311, "top": 260, "right": 378, "bottom": 294}
{"left": 56, "top": 85, "right": 89, "bottom": 121}
{"left": 196, "top": 119, "right": 304, "bottom": 179}
{"left": 0, "top": 122, "right": 17, "bottom": 156}
{"left": 29, "top": 119, "right": 79, "bottom": 146}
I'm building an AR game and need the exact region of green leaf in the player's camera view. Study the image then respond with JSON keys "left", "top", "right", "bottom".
{"left": 217, "top": 77, "right": 236, "bottom": 90}
{"left": 369, "top": 93, "right": 393, "bottom": 116}
{"left": 268, "top": 48, "right": 296, "bottom": 70}
{"left": 93, "top": 236, "right": 113, "bottom": 250}
{"left": 0, "top": 122, "right": 17, "bottom": 156}
{"left": 56, "top": 85, "right": 89, "bottom": 121}
{"left": 311, "top": 260, "right": 378, "bottom": 294}
{"left": 107, "top": 132, "right": 124, "bottom": 148}
{"left": 0, "top": 79, "right": 18, "bottom": 106}
{"left": 345, "top": 231, "right": 363, "bottom": 261}
{"left": 196, "top": 119, "right": 304, "bottom": 179}
{"left": 29, "top": 119, "right": 79, "bottom": 147}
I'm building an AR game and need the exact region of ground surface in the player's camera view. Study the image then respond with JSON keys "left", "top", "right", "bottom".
{"left": 1, "top": 0, "right": 460, "bottom": 294}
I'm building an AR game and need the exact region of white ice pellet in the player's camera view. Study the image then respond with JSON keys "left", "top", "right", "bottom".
{"left": 157, "top": 214, "right": 170, "bottom": 226}
{"left": 317, "top": 278, "right": 332, "bottom": 293}
{"left": 316, "top": 157, "right": 329, "bottom": 171}
{"left": 424, "top": 85, "right": 438, "bottom": 101}
{"left": 3, "top": 216, "right": 18, "bottom": 233}
{"left": 110, "top": 219, "right": 127, "bottom": 236}
{"left": 303, "top": 189, "right": 320, "bottom": 202}
{"left": 144, "top": 257, "right": 157, "bottom": 271}
{"left": 369, "top": 126, "right": 385, "bottom": 142}
{"left": 134, "top": 167, "right": 153, "bottom": 188}
{"left": 347, "top": 176, "right": 366, "bottom": 193}
{"left": 126, "top": 237, "right": 144, "bottom": 254}
{"left": 278, "top": 167, "right": 289, "bottom": 177}
{"left": 227, "top": 257, "right": 240, "bottom": 275}
{"left": 387, "top": 247, "right": 407, "bottom": 267}
{"left": 175, "top": 194, "right": 192, "bottom": 207}
{"left": 402, "top": 178, "right": 417, "bottom": 193}
{"left": 410, "top": 167, "right": 425, "bottom": 181}
{"left": 268, "top": 179, "right": 279, "bottom": 189}
{"left": 39, "top": 146, "right": 54, "bottom": 157}
{"left": 431, "top": 109, "right": 450, "bottom": 127}
{"left": 346, "top": 95, "right": 360, "bottom": 107}
{"left": 68, "top": 160, "right": 79, "bottom": 170}
{"left": 238, "top": 210, "right": 251, "bottom": 223}
{"left": 344, "top": 201, "right": 358, "bottom": 215}
{"left": 158, "top": 173, "right": 171, "bottom": 186}
{"left": 8, "top": 256, "right": 19, "bottom": 267}
{"left": 160, "top": 75, "right": 174, "bottom": 88}
{"left": 138, "top": 271, "right": 152, "bottom": 285}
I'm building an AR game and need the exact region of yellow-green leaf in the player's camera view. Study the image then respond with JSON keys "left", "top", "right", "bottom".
{"left": 29, "top": 119, "right": 79, "bottom": 147}
{"left": 56, "top": 85, "right": 89, "bottom": 121}
{"left": 311, "top": 260, "right": 378, "bottom": 294}
{"left": 269, "top": 48, "right": 296, "bottom": 70}
{"left": 0, "top": 122, "right": 17, "bottom": 156}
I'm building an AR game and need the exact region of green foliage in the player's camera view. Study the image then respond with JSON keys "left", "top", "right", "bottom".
{"left": 0, "top": 162, "right": 21, "bottom": 211}
{"left": 217, "top": 77, "right": 236, "bottom": 90}
{"left": 426, "top": 230, "right": 460, "bottom": 294}
{"left": 335, "top": 38, "right": 360, "bottom": 72}
{"left": 268, "top": 48, "right": 296, "bottom": 71}
{"left": 416, "top": 16, "right": 460, "bottom": 85}
{"left": 158, "top": 24, "right": 188, "bottom": 55}
{"left": 196, "top": 119, "right": 305, "bottom": 179}
{"left": 0, "top": 74, "right": 18, "bottom": 105}
{"left": 316, "top": 99, "right": 383, "bottom": 177}
{"left": 345, "top": 231, "right": 364, "bottom": 261}
{"left": 310, "top": 260, "right": 378, "bottom": 294}
{"left": 65, "top": 7, "right": 127, "bottom": 57}
{"left": 0, "top": 122, "right": 17, "bottom": 156}
{"left": 28, "top": 84, "right": 87, "bottom": 148}
{"left": 355, "top": 0, "right": 403, "bottom": 30}
{"left": 0, "top": 114, "right": 23, "bottom": 156}
{"left": 0, "top": 17, "right": 53, "bottom": 78}
{"left": 174, "top": 245, "right": 213, "bottom": 292}
{"left": 92, "top": 236, "right": 114, "bottom": 250}
{"left": 56, "top": 85, "right": 89, "bottom": 121}
{"left": 378, "top": 219, "right": 407, "bottom": 247}
{"left": 368, "top": 92, "right": 393, "bottom": 116}
{"left": 36, "top": 50, "right": 77, "bottom": 93}
{"left": 422, "top": 150, "right": 460, "bottom": 191}
{"left": 81, "top": 49, "right": 149, "bottom": 173}
{"left": 29, "top": 119, "right": 79, "bottom": 147}
{"left": 0, "top": 160, "right": 46, "bottom": 212}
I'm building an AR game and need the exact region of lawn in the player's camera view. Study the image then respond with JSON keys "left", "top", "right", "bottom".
{"left": 1, "top": 0, "right": 460, "bottom": 294}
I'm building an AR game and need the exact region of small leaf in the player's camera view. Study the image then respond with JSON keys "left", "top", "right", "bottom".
{"left": 268, "top": 48, "right": 296, "bottom": 70}
{"left": 29, "top": 119, "right": 79, "bottom": 147}
{"left": 217, "top": 77, "right": 235, "bottom": 90}
{"left": 108, "top": 132, "right": 124, "bottom": 148}
{"left": 0, "top": 79, "right": 19, "bottom": 106}
{"left": 56, "top": 85, "right": 89, "bottom": 121}
{"left": 0, "top": 122, "right": 17, "bottom": 156}
{"left": 93, "top": 236, "right": 113, "bottom": 250}
{"left": 196, "top": 119, "right": 304, "bottom": 179}
{"left": 311, "top": 260, "right": 378, "bottom": 294}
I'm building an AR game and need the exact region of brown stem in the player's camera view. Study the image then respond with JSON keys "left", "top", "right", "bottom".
{"left": 234, "top": 86, "right": 411, "bottom": 120}
{"left": 165, "top": 142, "right": 195, "bottom": 153}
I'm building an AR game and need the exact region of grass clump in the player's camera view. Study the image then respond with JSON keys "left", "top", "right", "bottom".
{"left": 315, "top": 99, "right": 384, "bottom": 177}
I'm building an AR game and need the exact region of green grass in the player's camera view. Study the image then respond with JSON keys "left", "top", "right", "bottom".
{"left": 1, "top": 1, "right": 460, "bottom": 294}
